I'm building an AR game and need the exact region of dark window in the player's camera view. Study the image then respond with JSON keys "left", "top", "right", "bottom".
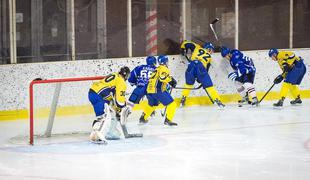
{"left": 75, "top": 0, "right": 98, "bottom": 60}
{"left": 239, "top": 0, "right": 290, "bottom": 50}
{"left": 42, "top": 0, "right": 68, "bottom": 61}
{"left": 0, "top": 0, "right": 10, "bottom": 64}
{"left": 293, "top": 0, "right": 310, "bottom": 48}
{"left": 191, "top": 0, "right": 235, "bottom": 49}
{"left": 16, "top": 0, "right": 32, "bottom": 63}
{"left": 106, "top": 0, "right": 128, "bottom": 58}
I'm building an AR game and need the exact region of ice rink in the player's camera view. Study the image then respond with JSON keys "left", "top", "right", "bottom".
{"left": 1, "top": 101, "right": 310, "bottom": 180}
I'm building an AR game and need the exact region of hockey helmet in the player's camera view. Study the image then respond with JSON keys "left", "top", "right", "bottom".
{"left": 158, "top": 55, "right": 168, "bottom": 65}
{"left": 119, "top": 66, "right": 130, "bottom": 80}
{"left": 203, "top": 42, "right": 215, "bottom": 51}
{"left": 146, "top": 56, "right": 157, "bottom": 66}
{"left": 268, "top": 48, "right": 278, "bottom": 57}
{"left": 221, "top": 46, "right": 231, "bottom": 57}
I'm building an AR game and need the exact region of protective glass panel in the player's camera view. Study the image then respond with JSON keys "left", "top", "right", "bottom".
{"left": 0, "top": 0, "right": 10, "bottom": 64}
{"left": 42, "top": 0, "right": 69, "bottom": 61}
{"left": 75, "top": 0, "right": 98, "bottom": 60}
{"left": 191, "top": 0, "right": 235, "bottom": 49}
{"left": 239, "top": 0, "right": 290, "bottom": 50}
{"left": 293, "top": 0, "right": 310, "bottom": 48}
{"left": 16, "top": 0, "right": 32, "bottom": 63}
{"left": 106, "top": 0, "right": 128, "bottom": 58}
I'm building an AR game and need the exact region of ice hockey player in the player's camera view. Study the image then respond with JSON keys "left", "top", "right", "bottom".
{"left": 221, "top": 47, "right": 259, "bottom": 106}
{"left": 180, "top": 40, "right": 225, "bottom": 108}
{"left": 268, "top": 48, "right": 306, "bottom": 107}
{"left": 88, "top": 66, "right": 130, "bottom": 144}
{"left": 141, "top": 55, "right": 178, "bottom": 126}
{"left": 127, "top": 56, "right": 157, "bottom": 124}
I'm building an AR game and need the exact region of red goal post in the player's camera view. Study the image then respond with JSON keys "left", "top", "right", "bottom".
{"left": 29, "top": 76, "right": 104, "bottom": 145}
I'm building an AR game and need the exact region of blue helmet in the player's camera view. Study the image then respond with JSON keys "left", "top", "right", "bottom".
{"left": 203, "top": 42, "right": 215, "bottom": 51}
{"left": 146, "top": 56, "right": 156, "bottom": 66}
{"left": 221, "top": 46, "right": 231, "bottom": 57}
{"left": 158, "top": 55, "right": 168, "bottom": 65}
{"left": 268, "top": 48, "right": 278, "bottom": 57}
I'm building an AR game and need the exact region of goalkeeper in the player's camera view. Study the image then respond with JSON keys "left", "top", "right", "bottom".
{"left": 88, "top": 66, "right": 130, "bottom": 144}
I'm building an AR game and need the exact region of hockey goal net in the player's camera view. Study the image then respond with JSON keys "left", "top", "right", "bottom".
{"left": 27, "top": 76, "right": 104, "bottom": 145}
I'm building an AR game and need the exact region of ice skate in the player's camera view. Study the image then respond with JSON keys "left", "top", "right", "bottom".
{"left": 290, "top": 96, "right": 302, "bottom": 105}
{"left": 238, "top": 96, "right": 251, "bottom": 107}
{"left": 273, "top": 97, "right": 285, "bottom": 107}
{"left": 139, "top": 113, "right": 148, "bottom": 124}
{"left": 251, "top": 97, "right": 259, "bottom": 107}
{"left": 164, "top": 118, "right": 177, "bottom": 126}
{"left": 214, "top": 99, "right": 225, "bottom": 108}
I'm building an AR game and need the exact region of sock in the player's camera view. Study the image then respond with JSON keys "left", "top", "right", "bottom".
{"left": 289, "top": 84, "right": 300, "bottom": 99}
{"left": 243, "top": 82, "right": 257, "bottom": 99}
{"left": 205, "top": 86, "right": 220, "bottom": 101}
{"left": 166, "top": 101, "right": 177, "bottom": 121}
{"left": 181, "top": 84, "right": 194, "bottom": 97}
{"left": 280, "top": 82, "right": 290, "bottom": 98}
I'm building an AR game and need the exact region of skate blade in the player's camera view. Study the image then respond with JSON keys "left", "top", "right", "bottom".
{"left": 273, "top": 106, "right": 283, "bottom": 110}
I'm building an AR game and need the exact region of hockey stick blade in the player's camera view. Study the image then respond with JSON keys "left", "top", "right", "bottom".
{"left": 210, "top": 18, "right": 220, "bottom": 25}
{"left": 121, "top": 124, "right": 143, "bottom": 138}
{"left": 125, "top": 133, "right": 143, "bottom": 138}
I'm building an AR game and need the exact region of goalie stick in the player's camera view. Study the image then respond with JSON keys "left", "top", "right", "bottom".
{"left": 116, "top": 113, "right": 143, "bottom": 138}
{"left": 120, "top": 124, "right": 143, "bottom": 138}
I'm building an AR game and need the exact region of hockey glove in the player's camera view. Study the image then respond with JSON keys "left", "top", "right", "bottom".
{"left": 169, "top": 77, "right": 177, "bottom": 88}
{"left": 228, "top": 72, "right": 238, "bottom": 82}
{"left": 274, "top": 74, "right": 284, "bottom": 84}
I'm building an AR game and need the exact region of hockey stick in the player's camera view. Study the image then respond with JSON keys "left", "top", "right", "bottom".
{"left": 174, "top": 84, "right": 203, "bottom": 90}
{"left": 210, "top": 18, "right": 220, "bottom": 43}
{"left": 259, "top": 83, "right": 276, "bottom": 103}
{"left": 120, "top": 123, "right": 143, "bottom": 138}
{"left": 203, "top": 88, "right": 215, "bottom": 104}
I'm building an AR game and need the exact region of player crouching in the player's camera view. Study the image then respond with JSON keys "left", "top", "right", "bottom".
{"left": 221, "top": 47, "right": 259, "bottom": 107}
{"left": 88, "top": 66, "right": 131, "bottom": 144}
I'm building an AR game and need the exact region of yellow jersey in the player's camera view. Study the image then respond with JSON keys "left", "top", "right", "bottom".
{"left": 147, "top": 65, "right": 172, "bottom": 94}
{"left": 180, "top": 40, "right": 212, "bottom": 69}
{"left": 90, "top": 73, "right": 126, "bottom": 108}
{"left": 276, "top": 51, "right": 301, "bottom": 72}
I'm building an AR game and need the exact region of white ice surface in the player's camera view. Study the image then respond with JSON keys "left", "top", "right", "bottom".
{"left": 1, "top": 100, "right": 310, "bottom": 180}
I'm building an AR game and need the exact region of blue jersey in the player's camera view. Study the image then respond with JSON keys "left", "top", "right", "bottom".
{"left": 128, "top": 64, "right": 156, "bottom": 87}
{"left": 230, "top": 50, "right": 256, "bottom": 77}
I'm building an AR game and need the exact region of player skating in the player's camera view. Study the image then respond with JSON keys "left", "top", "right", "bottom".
{"left": 140, "top": 55, "right": 178, "bottom": 126}
{"left": 126, "top": 56, "right": 157, "bottom": 124}
{"left": 268, "top": 48, "right": 307, "bottom": 107}
{"left": 88, "top": 66, "right": 131, "bottom": 144}
{"left": 221, "top": 47, "right": 259, "bottom": 106}
{"left": 179, "top": 40, "right": 225, "bottom": 108}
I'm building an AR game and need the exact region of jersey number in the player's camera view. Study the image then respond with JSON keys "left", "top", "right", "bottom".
{"left": 197, "top": 49, "right": 211, "bottom": 62}
{"left": 140, "top": 70, "right": 153, "bottom": 79}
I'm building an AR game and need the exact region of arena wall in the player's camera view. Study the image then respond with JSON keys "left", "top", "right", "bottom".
{"left": 0, "top": 49, "right": 309, "bottom": 120}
